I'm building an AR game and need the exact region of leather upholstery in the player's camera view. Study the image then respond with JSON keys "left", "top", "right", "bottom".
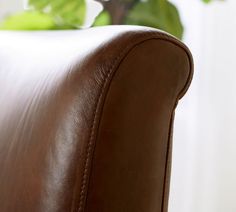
{"left": 0, "top": 26, "right": 193, "bottom": 212}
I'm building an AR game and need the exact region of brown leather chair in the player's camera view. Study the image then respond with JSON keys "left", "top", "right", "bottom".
{"left": 0, "top": 26, "right": 193, "bottom": 212}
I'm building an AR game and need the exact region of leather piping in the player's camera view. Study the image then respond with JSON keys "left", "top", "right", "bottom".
{"left": 161, "top": 46, "right": 192, "bottom": 211}
{"left": 73, "top": 32, "right": 194, "bottom": 212}
{"left": 161, "top": 111, "right": 175, "bottom": 212}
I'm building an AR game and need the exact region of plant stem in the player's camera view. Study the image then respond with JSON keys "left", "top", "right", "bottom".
{"left": 95, "top": 0, "right": 139, "bottom": 24}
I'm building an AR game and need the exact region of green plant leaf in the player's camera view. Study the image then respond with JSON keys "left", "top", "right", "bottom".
{"left": 202, "top": 0, "right": 212, "bottom": 3}
{"left": 126, "top": 0, "right": 183, "bottom": 39}
{"left": 0, "top": 12, "right": 55, "bottom": 30}
{"left": 93, "top": 11, "right": 112, "bottom": 26}
{"left": 28, "top": 0, "right": 86, "bottom": 28}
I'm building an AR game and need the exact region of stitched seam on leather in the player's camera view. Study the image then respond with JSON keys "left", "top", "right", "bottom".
{"left": 74, "top": 31, "right": 193, "bottom": 212}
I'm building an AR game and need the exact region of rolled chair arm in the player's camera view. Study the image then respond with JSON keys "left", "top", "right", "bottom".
{"left": 0, "top": 26, "right": 193, "bottom": 212}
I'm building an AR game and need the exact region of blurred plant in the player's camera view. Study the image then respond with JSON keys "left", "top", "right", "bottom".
{"left": 93, "top": 0, "right": 184, "bottom": 39}
{"left": 0, "top": 0, "right": 86, "bottom": 30}
{"left": 0, "top": 0, "right": 223, "bottom": 39}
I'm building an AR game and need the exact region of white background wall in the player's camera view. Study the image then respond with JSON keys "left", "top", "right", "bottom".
{"left": 0, "top": 0, "right": 22, "bottom": 19}
{"left": 171, "top": 0, "right": 236, "bottom": 212}
{"left": 1, "top": 1, "right": 236, "bottom": 211}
